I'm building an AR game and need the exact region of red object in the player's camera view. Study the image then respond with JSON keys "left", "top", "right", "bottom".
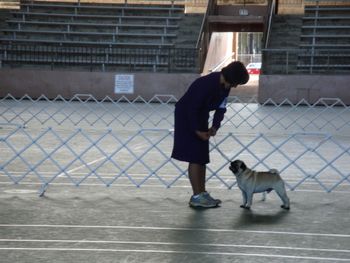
{"left": 246, "top": 62, "right": 261, "bottom": 75}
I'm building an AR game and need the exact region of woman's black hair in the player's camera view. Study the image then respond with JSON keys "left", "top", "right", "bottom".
{"left": 221, "top": 61, "right": 249, "bottom": 86}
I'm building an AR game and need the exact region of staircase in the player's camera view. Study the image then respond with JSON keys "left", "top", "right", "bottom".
{"left": 298, "top": 3, "right": 350, "bottom": 74}
{"left": 0, "top": 1, "right": 202, "bottom": 73}
{"left": 263, "top": 14, "right": 302, "bottom": 74}
{"left": 175, "top": 13, "right": 203, "bottom": 48}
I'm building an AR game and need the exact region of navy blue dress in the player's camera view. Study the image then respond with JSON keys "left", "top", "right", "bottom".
{"left": 171, "top": 72, "right": 229, "bottom": 165}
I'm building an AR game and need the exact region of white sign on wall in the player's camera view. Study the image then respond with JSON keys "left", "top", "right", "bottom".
{"left": 114, "top": 74, "right": 134, "bottom": 94}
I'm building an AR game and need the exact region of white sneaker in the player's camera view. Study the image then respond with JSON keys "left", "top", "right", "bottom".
{"left": 189, "top": 192, "right": 220, "bottom": 208}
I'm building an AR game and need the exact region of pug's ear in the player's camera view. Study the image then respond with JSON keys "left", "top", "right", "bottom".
{"left": 240, "top": 162, "right": 247, "bottom": 171}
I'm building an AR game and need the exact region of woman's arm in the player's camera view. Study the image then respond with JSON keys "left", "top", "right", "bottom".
{"left": 212, "top": 97, "right": 228, "bottom": 131}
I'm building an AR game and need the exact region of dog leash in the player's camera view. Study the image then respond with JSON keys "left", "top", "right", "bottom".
{"left": 212, "top": 135, "right": 230, "bottom": 162}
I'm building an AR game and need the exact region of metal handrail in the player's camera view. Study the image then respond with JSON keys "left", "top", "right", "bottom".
{"left": 195, "top": 0, "right": 217, "bottom": 72}
{"left": 195, "top": 0, "right": 212, "bottom": 49}
{"left": 209, "top": 51, "right": 235, "bottom": 72}
{"left": 264, "top": 0, "right": 276, "bottom": 49}
{"left": 0, "top": 44, "right": 200, "bottom": 73}
{"left": 262, "top": 48, "right": 350, "bottom": 74}
{"left": 21, "top": 0, "right": 187, "bottom": 5}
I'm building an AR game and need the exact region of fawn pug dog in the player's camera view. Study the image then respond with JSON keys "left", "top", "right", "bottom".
{"left": 229, "top": 160, "right": 290, "bottom": 210}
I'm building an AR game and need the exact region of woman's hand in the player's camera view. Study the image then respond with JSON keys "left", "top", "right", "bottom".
{"left": 208, "top": 127, "right": 217, "bottom": 136}
{"left": 195, "top": 127, "right": 218, "bottom": 141}
{"left": 195, "top": 130, "right": 210, "bottom": 141}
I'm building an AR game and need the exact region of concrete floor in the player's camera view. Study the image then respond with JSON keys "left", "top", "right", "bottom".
{"left": 1, "top": 183, "right": 350, "bottom": 263}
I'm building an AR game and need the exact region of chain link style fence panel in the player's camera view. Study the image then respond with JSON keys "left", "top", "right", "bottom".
{"left": 1, "top": 125, "right": 349, "bottom": 195}
{"left": 1, "top": 94, "right": 350, "bottom": 134}
{"left": 1, "top": 94, "right": 350, "bottom": 195}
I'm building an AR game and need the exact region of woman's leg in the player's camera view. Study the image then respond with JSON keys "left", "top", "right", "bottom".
{"left": 188, "top": 163, "right": 206, "bottom": 195}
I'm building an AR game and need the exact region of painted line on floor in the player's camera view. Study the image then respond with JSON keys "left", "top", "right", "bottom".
{"left": 58, "top": 156, "right": 108, "bottom": 176}
{"left": 2, "top": 172, "right": 348, "bottom": 185}
{"left": 0, "top": 247, "right": 349, "bottom": 261}
{"left": 0, "top": 181, "right": 350, "bottom": 193}
{"left": 1, "top": 171, "right": 348, "bottom": 185}
{"left": 0, "top": 224, "right": 349, "bottom": 238}
{"left": 0, "top": 238, "right": 349, "bottom": 253}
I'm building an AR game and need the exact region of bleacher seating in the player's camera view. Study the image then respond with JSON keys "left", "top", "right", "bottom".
{"left": 262, "top": 15, "right": 302, "bottom": 74}
{"left": 0, "top": 0, "right": 201, "bottom": 72}
{"left": 262, "top": 0, "right": 350, "bottom": 75}
{"left": 298, "top": 2, "right": 350, "bottom": 73}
